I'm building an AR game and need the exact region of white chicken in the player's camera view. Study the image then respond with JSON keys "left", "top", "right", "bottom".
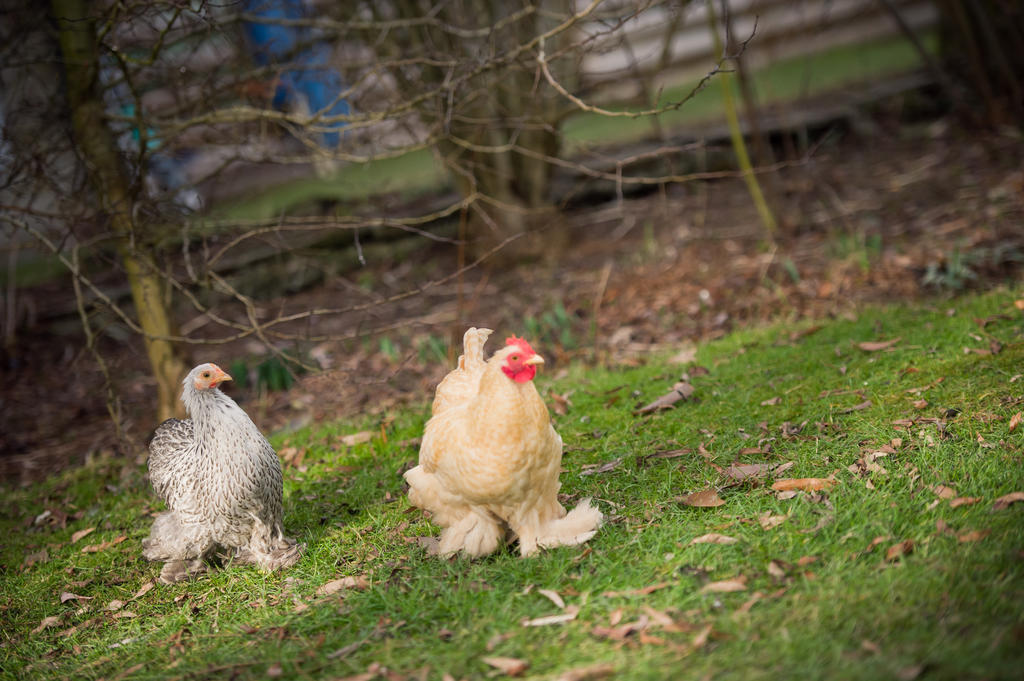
{"left": 142, "top": 363, "right": 302, "bottom": 583}
{"left": 405, "top": 328, "right": 602, "bottom": 558}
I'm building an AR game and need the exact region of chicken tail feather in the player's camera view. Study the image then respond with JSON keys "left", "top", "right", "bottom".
{"left": 459, "top": 327, "right": 493, "bottom": 370}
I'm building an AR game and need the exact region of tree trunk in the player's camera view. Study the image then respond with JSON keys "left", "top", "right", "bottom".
{"left": 51, "top": 0, "right": 185, "bottom": 422}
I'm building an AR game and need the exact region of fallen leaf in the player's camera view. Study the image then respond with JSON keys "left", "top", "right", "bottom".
{"left": 691, "top": 623, "right": 713, "bottom": 648}
{"left": 602, "top": 582, "right": 670, "bottom": 598}
{"left": 912, "top": 399, "right": 928, "bottom": 409}
{"left": 579, "top": 458, "right": 622, "bottom": 476}
{"left": 131, "top": 582, "right": 155, "bottom": 600}
{"left": 723, "top": 463, "right": 773, "bottom": 482}
{"left": 766, "top": 560, "right": 787, "bottom": 579}
{"left": 949, "top": 496, "right": 982, "bottom": 508}
{"left": 482, "top": 656, "right": 529, "bottom": 676}
{"left": 635, "top": 381, "right": 695, "bottom": 414}
{"left": 865, "top": 535, "right": 891, "bottom": 553}
{"left": 591, "top": 616, "right": 649, "bottom": 640}
{"left": 59, "top": 592, "right": 92, "bottom": 604}
{"left": 680, "top": 489, "right": 725, "bottom": 508}
{"left": 107, "top": 600, "right": 124, "bottom": 611}
{"left": 701, "top": 576, "right": 747, "bottom": 593}
{"left": 993, "top": 491, "right": 1024, "bottom": 510}
{"left": 776, "top": 490, "right": 799, "bottom": 500}
{"left": 758, "top": 512, "right": 787, "bottom": 531}
{"left": 840, "top": 400, "right": 872, "bottom": 414}
{"left": 340, "top": 431, "right": 373, "bottom": 446}
{"left": 733, "top": 592, "right": 763, "bottom": 617}
{"left": 555, "top": 663, "right": 616, "bottom": 681}
{"left": 885, "top": 540, "right": 914, "bottom": 562}
{"left": 70, "top": 527, "right": 96, "bottom": 544}
{"left": 521, "top": 606, "right": 579, "bottom": 627}
{"left": 957, "top": 529, "right": 990, "bottom": 543}
{"left": 80, "top": 536, "right": 127, "bottom": 554}
{"left": 640, "top": 448, "right": 692, "bottom": 464}
{"left": 931, "top": 484, "right": 956, "bottom": 499}
{"left": 1009, "top": 412, "right": 1022, "bottom": 433}
{"left": 549, "top": 391, "right": 572, "bottom": 415}
{"left": 771, "top": 478, "right": 836, "bottom": 492}
{"left": 267, "top": 663, "right": 283, "bottom": 678}
{"left": 113, "top": 610, "right": 138, "bottom": 619}
{"left": 31, "top": 615, "right": 61, "bottom": 634}
{"left": 536, "top": 588, "right": 565, "bottom": 610}
{"left": 1015, "top": 300, "right": 1024, "bottom": 311}
{"left": 760, "top": 396, "right": 782, "bottom": 406}
{"left": 689, "top": 533, "right": 738, "bottom": 545}
{"left": 316, "top": 575, "right": 369, "bottom": 596}
{"left": 857, "top": 338, "right": 901, "bottom": 352}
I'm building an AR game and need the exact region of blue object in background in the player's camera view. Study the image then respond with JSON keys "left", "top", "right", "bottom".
{"left": 243, "top": 0, "right": 350, "bottom": 148}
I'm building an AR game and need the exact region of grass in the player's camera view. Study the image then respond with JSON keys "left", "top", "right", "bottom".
{"left": 2, "top": 287, "right": 1023, "bottom": 680}
{"left": 217, "top": 31, "right": 937, "bottom": 221}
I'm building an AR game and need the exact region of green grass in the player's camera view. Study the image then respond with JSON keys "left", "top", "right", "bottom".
{"left": 3, "top": 287, "right": 1023, "bottom": 680}
{"left": 218, "top": 32, "right": 937, "bottom": 221}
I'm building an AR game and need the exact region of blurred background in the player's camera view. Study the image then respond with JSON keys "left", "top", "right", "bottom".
{"left": 1, "top": 0, "right": 1022, "bottom": 481}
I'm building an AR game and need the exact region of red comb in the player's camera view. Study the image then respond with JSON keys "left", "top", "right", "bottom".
{"left": 505, "top": 336, "right": 535, "bottom": 356}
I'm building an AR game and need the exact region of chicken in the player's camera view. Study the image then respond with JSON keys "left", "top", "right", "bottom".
{"left": 405, "top": 329, "right": 602, "bottom": 558}
{"left": 142, "top": 363, "right": 302, "bottom": 583}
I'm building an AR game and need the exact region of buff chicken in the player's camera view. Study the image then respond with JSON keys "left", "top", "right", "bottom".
{"left": 142, "top": 363, "right": 302, "bottom": 583}
{"left": 405, "top": 329, "right": 602, "bottom": 558}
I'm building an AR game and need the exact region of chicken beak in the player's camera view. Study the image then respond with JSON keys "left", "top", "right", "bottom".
{"left": 214, "top": 368, "right": 233, "bottom": 384}
{"left": 524, "top": 354, "right": 545, "bottom": 367}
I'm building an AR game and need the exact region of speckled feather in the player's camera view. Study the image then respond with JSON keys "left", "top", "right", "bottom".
{"left": 143, "top": 363, "right": 301, "bottom": 581}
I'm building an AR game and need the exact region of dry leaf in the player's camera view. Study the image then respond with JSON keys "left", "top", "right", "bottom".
{"left": 885, "top": 540, "right": 914, "bottom": 562}
{"left": 579, "top": 458, "right": 622, "bottom": 476}
{"left": 993, "top": 491, "right": 1024, "bottom": 510}
{"left": 521, "top": 606, "right": 579, "bottom": 627}
{"left": 724, "top": 463, "right": 773, "bottom": 482}
{"left": 689, "top": 533, "right": 738, "bottom": 545}
{"left": 776, "top": 490, "right": 799, "bottom": 500}
{"left": 601, "top": 582, "right": 669, "bottom": 598}
{"left": 482, "top": 656, "right": 529, "bottom": 676}
{"left": 691, "top": 623, "right": 713, "bottom": 648}
{"left": 1009, "top": 412, "right": 1022, "bottom": 433}
{"left": 591, "top": 617, "right": 649, "bottom": 640}
{"left": 912, "top": 399, "right": 928, "bottom": 409}
{"left": 70, "top": 527, "right": 96, "bottom": 544}
{"left": 107, "top": 600, "right": 125, "bottom": 611}
{"left": 957, "top": 529, "right": 990, "bottom": 543}
{"left": 536, "top": 588, "right": 565, "bottom": 610}
{"left": 114, "top": 610, "right": 138, "bottom": 619}
{"left": 636, "top": 381, "right": 694, "bottom": 414}
{"left": 931, "top": 484, "right": 956, "bottom": 499}
{"left": 316, "top": 575, "right": 369, "bottom": 596}
{"left": 840, "top": 400, "right": 872, "bottom": 414}
{"left": 857, "top": 338, "right": 901, "bottom": 352}
{"left": 701, "top": 576, "right": 747, "bottom": 593}
{"left": 340, "top": 431, "right": 373, "bottom": 446}
{"left": 760, "top": 396, "right": 782, "bottom": 406}
{"left": 865, "top": 535, "right": 891, "bottom": 553}
{"left": 31, "top": 615, "right": 61, "bottom": 634}
{"left": 766, "top": 560, "right": 787, "bottom": 579}
{"left": 949, "top": 496, "right": 982, "bottom": 508}
{"left": 758, "top": 512, "right": 787, "bottom": 531}
{"left": 59, "top": 592, "right": 92, "bottom": 604}
{"left": 771, "top": 478, "right": 836, "bottom": 492}
{"left": 81, "top": 536, "right": 127, "bottom": 554}
{"left": 555, "top": 663, "right": 616, "bottom": 681}
{"left": 680, "top": 489, "right": 725, "bottom": 508}
{"left": 1015, "top": 300, "right": 1024, "bottom": 311}
{"left": 132, "top": 582, "right": 155, "bottom": 600}
{"left": 668, "top": 345, "right": 698, "bottom": 365}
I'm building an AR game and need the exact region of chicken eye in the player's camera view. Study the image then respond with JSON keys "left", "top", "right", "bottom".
{"left": 201, "top": 371, "right": 211, "bottom": 378}
{"left": 510, "top": 355, "right": 519, "bottom": 361}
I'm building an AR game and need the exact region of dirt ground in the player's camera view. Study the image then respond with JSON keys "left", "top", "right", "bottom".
{"left": 3, "top": 116, "right": 1023, "bottom": 484}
